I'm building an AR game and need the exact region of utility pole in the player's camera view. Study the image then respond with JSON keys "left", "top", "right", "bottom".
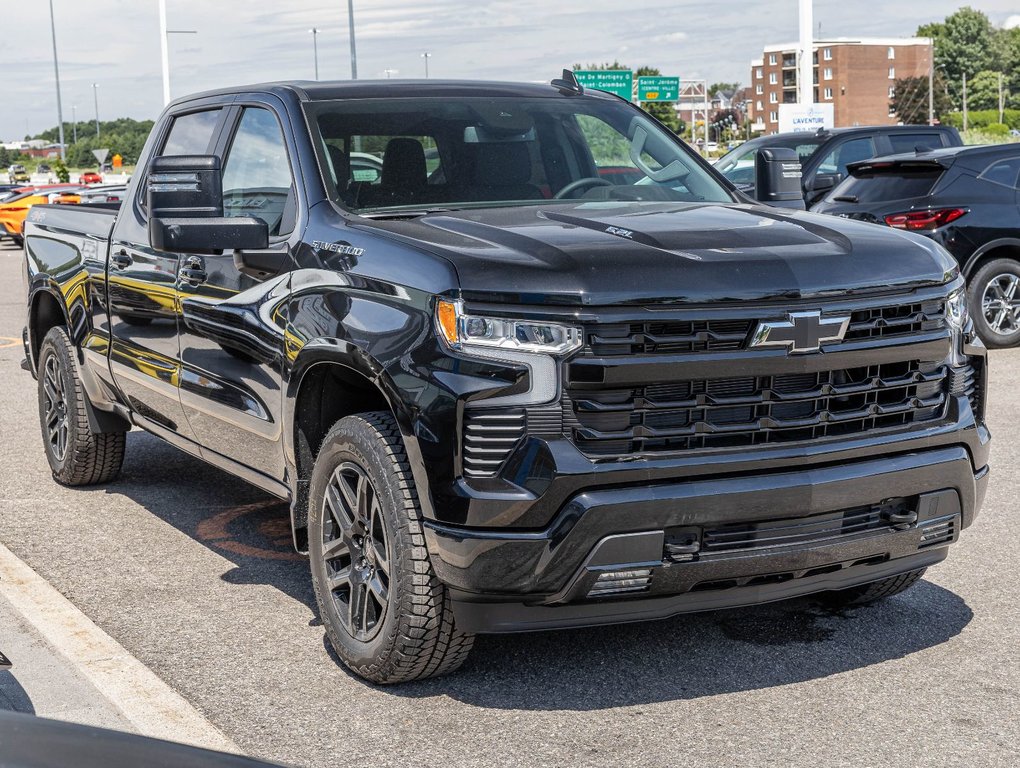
{"left": 92, "top": 83, "right": 100, "bottom": 137}
{"left": 422, "top": 51, "right": 432, "bottom": 78}
{"left": 47, "top": 0, "right": 66, "bottom": 160}
{"left": 962, "top": 72, "right": 968, "bottom": 131}
{"left": 71, "top": 105, "right": 77, "bottom": 144}
{"left": 798, "top": 0, "right": 814, "bottom": 105}
{"left": 999, "top": 72, "right": 1005, "bottom": 125}
{"left": 928, "top": 38, "right": 934, "bottom": 125}
{"left": 159, "top": 0, "right": 197, "bottom": 105}
{"left": 347, "top": 0, "right": 358, "bottom": 79}
{"left": 310, "top": 28, "right": 320, "bottom": 80}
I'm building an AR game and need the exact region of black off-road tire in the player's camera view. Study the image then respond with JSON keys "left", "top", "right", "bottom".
{"left": 968, "top": 258, "right": 1020, "bottom": 349}
{"left": 37, "top": 327, "right": 125, "bottom": 486}
{"left": 308, "top": 412, "right": 474, "bottom": 684}
{"left": 12, "top": 235, "right": 23, "bottom": 248}
{"left": 820, "top": 568, "right": 926, "bottom": 608}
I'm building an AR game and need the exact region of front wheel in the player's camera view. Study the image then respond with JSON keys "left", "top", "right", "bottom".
{"left": 820, "top": 568, "right": 926, "bottom": 608}
{"left": 308, "top": 412, "right": 474, "bottom": 684}
{"left": 969, "top": 258, "right": 1020, "bottom": 348}
{"left": 37, "top": 327, "right": 125, "bottom": 485}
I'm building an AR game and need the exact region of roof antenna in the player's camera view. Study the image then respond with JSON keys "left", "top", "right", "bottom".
{"left": 551, "top": 69, "right": 584, "bottom": 95}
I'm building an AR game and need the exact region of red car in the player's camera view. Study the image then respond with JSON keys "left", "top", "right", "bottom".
{"left": 78, "top": 172, "right": 103, "bottom": 185}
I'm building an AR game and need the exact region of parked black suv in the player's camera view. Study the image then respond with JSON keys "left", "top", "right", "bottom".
{"left": 716, "top": 125, "right": 962, "bottom": 205}
{"left": 813, "top": 144, "right": 1020, "bottom": 348}
{"left": 21, "top": 77, "right": 989, "bottom": 683}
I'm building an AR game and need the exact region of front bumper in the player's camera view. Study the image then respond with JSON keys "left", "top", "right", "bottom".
{"left": 426, "top": 446, "right": 988, "bottom": 633}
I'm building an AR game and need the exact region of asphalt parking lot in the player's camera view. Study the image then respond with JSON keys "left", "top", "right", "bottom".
{"left": 0, "top": 237, "right": 1018, "bottom": 767}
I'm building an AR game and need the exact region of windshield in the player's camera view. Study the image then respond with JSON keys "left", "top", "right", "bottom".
{"left": 305, "top": 96, "right": 733, "bottom": 212}
{"left": 824, "top": 165, "right": 945, "bottom": 204}
{"left": 715, "top": 135, "right": 826, "bottom": 186}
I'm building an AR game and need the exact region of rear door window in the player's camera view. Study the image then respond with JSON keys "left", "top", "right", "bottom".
{"left": 978, "top": 157, "right": 1020, "bottom": 189}
{"left": 816, "top": 137, "right": 877, "bottom": 177}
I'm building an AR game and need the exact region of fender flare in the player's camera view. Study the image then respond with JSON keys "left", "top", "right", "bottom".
{"left": 283, "top": 339, "right": 436, "bottom": 551}
{"left": 962, "top": 238, "right": 1020, "bottom": 278}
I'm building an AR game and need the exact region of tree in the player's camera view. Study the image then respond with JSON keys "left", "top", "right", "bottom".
{"left": 708, "top": 82, "right": 740, "bottom": 97}
{"left": 889, "top": 74, "right": 952, "bottom": 124}
{"left": 0, "top": 147, "right": 10, "bottom": 168}
{"left": 918, "top": 7, "right": 1002, "bottom": 106}
{"left": 967, "top": 70, "right": 1008, "bottom": 111}
{"left": 51, "top": 158, "right": 70, "bottom": 183}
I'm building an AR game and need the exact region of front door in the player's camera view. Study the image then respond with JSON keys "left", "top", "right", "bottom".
{"left": 177, "top": 104, "right": 300, "bottom": 481}
{"left": 108, "top": 106, "right": 227, "bottom": 438}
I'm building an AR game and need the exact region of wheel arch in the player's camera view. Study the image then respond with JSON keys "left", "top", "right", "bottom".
{"left": 961, "top": 239, "right": 1020, "bottom": 280}
{"left": 284, "top": 341, "right": 431, "bottom": 553}
{"left": 27, "top": 287, "right": 71, "bottom": 374}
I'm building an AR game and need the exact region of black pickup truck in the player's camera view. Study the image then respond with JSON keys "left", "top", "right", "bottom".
{"left": 21, "top": 76, "right": 989, "bottom": 684}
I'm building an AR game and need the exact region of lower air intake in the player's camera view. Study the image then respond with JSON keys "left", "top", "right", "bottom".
{"left": 586, "top": 568, "right": 653, "bottom": 598}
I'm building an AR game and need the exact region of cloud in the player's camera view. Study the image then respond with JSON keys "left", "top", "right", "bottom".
{"left": 1004, "top": 14, "right": 1020, "bottom": 29}
{"left": 652, "top": 32, "right": 689, "bottom": 43}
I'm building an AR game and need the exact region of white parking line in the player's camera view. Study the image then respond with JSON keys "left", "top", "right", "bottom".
{"left": 0, "top": 541, "right": 240, "bottom": 753}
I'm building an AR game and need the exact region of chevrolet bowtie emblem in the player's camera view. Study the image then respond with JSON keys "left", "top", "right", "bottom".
{"left": 749, "top": 311, "right": 849, "bottom": 354}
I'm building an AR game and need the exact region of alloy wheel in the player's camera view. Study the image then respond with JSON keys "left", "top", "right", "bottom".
{"left": 320, "top": 461, "right": 390, "bottom": 642}
{"left": 981, "top": 273, "right": 1020, "bottom": 336}
{"left": 42, "top": 354, "right": 69, "bottom": 461}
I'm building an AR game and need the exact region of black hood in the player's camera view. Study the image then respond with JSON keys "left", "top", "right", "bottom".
{"left": 356, "top": 201, "right": 957, "bottom": 306}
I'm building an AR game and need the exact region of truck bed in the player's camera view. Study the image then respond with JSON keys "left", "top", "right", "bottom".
{"left": 25, "top": 203, "right": 118, "bottom": 244}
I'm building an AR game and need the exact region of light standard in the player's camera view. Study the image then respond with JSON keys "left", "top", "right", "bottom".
{"left": 158, "top": 0, "right": 197, "bottom": 105}
{"left": 92, "top": 83, "right": 100, "bottom": 137}
{"left": 47, "top": 0, "right": 66, "bottom": 160}
{"left": 310, "top": 28, "right": 320, "bottom": 80}
{"left": 421, "top": 51, "right": 432, "bottom": 78}
{"left": 71, "top": 105, "right": 77, "bottom": 144}
{"left": 347, "top": 0, "right": 358, "bottom": 79}
{"left": 383, "top": 69, "right": 398, "bottom": 79}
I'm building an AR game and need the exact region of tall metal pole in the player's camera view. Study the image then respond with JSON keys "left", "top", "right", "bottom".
{"left": 92, "top": 83, "right": 100, "bottom": 137}
{"left": 159, "top": 0, "right": 170, "bottom": 105}
{"left": 798, "top": 0, "right": 814, "bottom": 105}
{"left": 48, "top": 0, "right": 66, "bottom": 160}
{"left": 310, "top": 28, "right": 319, "bottom": 80}
{"left": 347, "top": 0, "right": 358, "bottom": 79}
{"left": 962, "top": 72, "right": 968, "bottom": 131}
{"left": 71, "top": 105, "right": 77, "bottom": 144}
{"left": 999, "top": 72, "right": 1004, "bottom": 125}
{"left": 928, "top": 38, "right": 934, "bottom": 125}
{"left": 422, "top": 51, "right": 432, "bottom": 78}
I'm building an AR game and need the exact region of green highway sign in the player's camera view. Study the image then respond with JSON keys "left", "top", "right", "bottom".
{"left": 637, "top": 76, "right": 680, "bottom": 102}
{"left": 574, "top": 70, "right": 633, "bottom": 101}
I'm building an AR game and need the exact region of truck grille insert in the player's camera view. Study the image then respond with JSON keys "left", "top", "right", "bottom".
{"left": 567, "top": 360, "right": 948, "bottom": 457}
{"left": 462, "top": 409, "right": 526, "bottom": 478}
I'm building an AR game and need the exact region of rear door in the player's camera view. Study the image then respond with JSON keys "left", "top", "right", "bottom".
{"left": 108, "top": 105, "right": 229, "bottom": 439}
{"left": 176, "top": 101, "right": 301, "bottom": 481}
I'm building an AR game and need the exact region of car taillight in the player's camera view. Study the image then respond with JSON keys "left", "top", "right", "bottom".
{"left": 884, "top": 208, "right": 967, "bottom": 231}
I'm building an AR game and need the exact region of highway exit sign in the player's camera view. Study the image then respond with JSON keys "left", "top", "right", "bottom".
{"left": 637, "top": 76, "right": 680, "bottom": 102}
{"left": 574, "top": 70, "right": 633, "bottom": 101}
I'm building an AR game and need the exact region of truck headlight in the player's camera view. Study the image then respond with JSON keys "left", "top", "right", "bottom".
{"left": 946, "top": 289, "right": 969, "bottom": 330}
{"left": 435, "top": 299, "right": 582, "bottom": 406}
{"left": 436, "top": 299, "right": 582, "bottom": 355}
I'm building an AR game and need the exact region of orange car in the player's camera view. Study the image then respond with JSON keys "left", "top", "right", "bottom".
{"left": 0, "top": 188, "right": 80, "bottom": 246}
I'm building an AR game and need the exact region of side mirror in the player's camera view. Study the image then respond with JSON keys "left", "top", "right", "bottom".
{"left": 147, "top": 155, "right": 268, "bottom": 255}
{"left": 810, "top": 173, "right": 840, "bottom": 193}
{"left": 754, "top": 148, "right": 805, "bottom": 209}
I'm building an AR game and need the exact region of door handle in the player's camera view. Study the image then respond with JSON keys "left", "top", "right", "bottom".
{"left": 179, "top": 255, "right": 208, "bottom": 285}
{"left": 111, "top": 250, "right": 132, "bottom": 270}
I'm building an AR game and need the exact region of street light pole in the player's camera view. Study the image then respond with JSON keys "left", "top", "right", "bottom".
{"left": 71, "top": 105, "right": 77, "bottom": 144}
{"left": 310, "top": 28, "right": 320, "bottom": 80}
{"left": 92, "top": 83, "right": 100, "bottom": 137}
{"left": 347, "top": 0, "right": 358, "bottom": 79}
{"left": 421, "top": 51, "right": 432, "bottom": 78}
{"left": 158, "top": 0, "right": 197, "bottom": 105}
{"left": 928, "top": 37, "right": 934, "bottom": 125}
{"left": 47, "top": 0, "right": 66, "bottom": 161}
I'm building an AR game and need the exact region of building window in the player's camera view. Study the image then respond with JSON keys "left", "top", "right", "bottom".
{"left": 888, "top": 86, "right": 896, "bottom": 98}
{"left": 756, "top": 100, "right": 763, "bottom": 111}
{"left": 769, "top": 92, "right": 778, "bottom": 104}
{"left": 889, "top": 66, "right": 895, "bottom": 79}
{"left": 824, "top": 87, "right": 833, "bottom": 100}
{"left": 888, "top": 46, "right": 895, "bottom": 59}
{"left": 823, "top": 47, "right": 832, "bottom": 61}
{"left": 769, "top": 72, "right": 777, "bottom": 85}
{"left": 756, "top": 68, "right": 763, "bottom": 79}
{"left": 769, "top": 111, "right": 778, "bottom": 123}
{"left": 823, "top": 67, "right": 833, "bottom": 81}
{"left": 756, "top": 84, "right": 763, "bottom": 95}
{"left": 769, "top": 53, "right": 777, "bottom": 65}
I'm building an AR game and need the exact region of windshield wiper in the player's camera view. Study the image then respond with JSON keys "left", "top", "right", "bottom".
{"left": 359, "top": 208, "right": 454, "bottom": 220}
{"left": 833, "top": 194, "right": 858, "bottom": 203}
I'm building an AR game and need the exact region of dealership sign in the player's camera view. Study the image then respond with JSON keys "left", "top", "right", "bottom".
{"left": 778, "top": 103, "right": 834, "bottom": 133}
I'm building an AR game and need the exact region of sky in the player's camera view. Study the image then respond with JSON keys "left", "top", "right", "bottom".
{"left": 2, "top": 0, "right": 1019, "bottom": 141}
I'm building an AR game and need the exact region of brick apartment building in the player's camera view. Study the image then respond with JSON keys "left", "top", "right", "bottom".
{"left": 747, "top": 38, "right": 932, "bottom": 134}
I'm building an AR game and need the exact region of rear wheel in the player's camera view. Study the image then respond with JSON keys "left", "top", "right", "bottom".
{"left": 820, "top": 568, "right": 926, "bottom": 608}
{"left": 37, "top": 327, "right": 125, "bottom": 486}
{"left": 969, "top": 258, "right": 1020, "bottom": 348}
{"left": 308, "top": 412, "right": 473, "bottom": 684}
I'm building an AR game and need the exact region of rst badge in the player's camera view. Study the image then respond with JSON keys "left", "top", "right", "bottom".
{"left": 749, "top": 311, "right": 849, "bottom": 354}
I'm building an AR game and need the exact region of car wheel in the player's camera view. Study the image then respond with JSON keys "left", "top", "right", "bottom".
{"left": 819, "top": 568, "right": 926, "bottom": 608}
{"left": 969, "top": 258, "right": 1020, "bottom": 348}
{"left": 308, "top": 411, "right": 474, "bottom": 684}
{"left": 37, "top": 327, "right": 125, "bottom": 485}
{"left": 12, "top": 235, "right": 23, "bottom": 248}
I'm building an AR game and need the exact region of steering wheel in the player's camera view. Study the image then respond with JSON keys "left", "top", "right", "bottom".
{"left": 554, "top": 177, "right": 614, "bottom": 199}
